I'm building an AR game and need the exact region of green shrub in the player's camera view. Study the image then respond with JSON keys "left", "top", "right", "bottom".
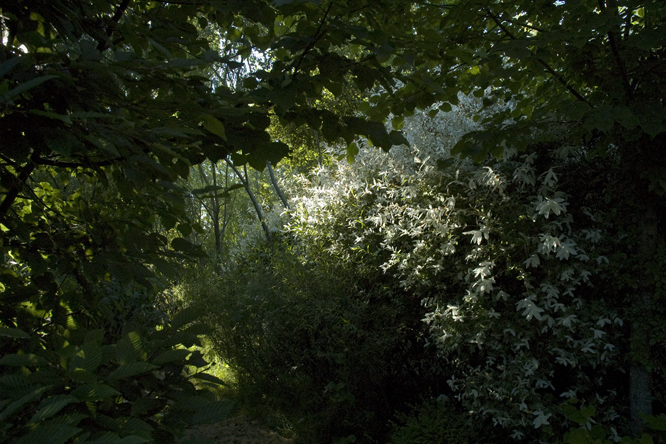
{"left": 388, "top": 399, "right": 506, "bottom": 444}
{"left": 184, "top": 239, "right": 444, "bottom": 444}
{"left": 0, "top": 306, "right": 231, "bottom": 444}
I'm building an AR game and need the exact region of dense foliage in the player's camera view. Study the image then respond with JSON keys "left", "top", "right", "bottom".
{"left": 2, "top": 0, "right": 665, "bottom": 443}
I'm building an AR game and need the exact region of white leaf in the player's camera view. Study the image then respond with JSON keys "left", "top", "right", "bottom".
{"left": 559, "top": 314, "right": 577, "bottom": 327}
{"left": 543, "top": 168, "right": 558, "bottom": 187}
{"left": 519, "top": 299, "right": 544, "bottom": 321}
{"left": 524, "top": 254, "right": 540, "bottom": 268}
{"left": 535, "top": 197, "right": 566, "bottom": 218}
{"left": 464, "top": 229, "right": 484, "bottom": 245}
{"left": 533, "top": 411, "right": 552, "bottom": 428}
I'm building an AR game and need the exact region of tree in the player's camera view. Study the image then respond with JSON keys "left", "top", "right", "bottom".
{"left": 277, "top": 100, "right": 623, "bottom": 439}
{"left": 0, "top": 1, "right": 409, "bottom": 441}
{"left": 357, "top": 0, "right": 666, "bottom": 435}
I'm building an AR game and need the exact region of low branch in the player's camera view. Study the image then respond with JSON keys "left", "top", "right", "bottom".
{"left": 292, "top": 1, "right": 334, "bottom": 75}
{"left": 484, "top": 8, "right": 591, "bottom": 106}
{"left": 600, "top": 0, "right": 634, "bottom": 102}
{"left": 97, "top": 0, "right": 131, "bottom": 51}
{"left": 225, "top": 158, "right": 272, "bottom": 243}
{"left": 266, "top": 161, "right": 290, "bottom": 210}
{"left": 0, "top": 158, "right": 37, "bottom": 227}
{"left": 34, "top": 156, "right": 120, "bottom": 169}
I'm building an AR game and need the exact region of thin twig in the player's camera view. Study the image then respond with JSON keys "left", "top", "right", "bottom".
{"left": 292, "top": 0, "right": 334, "bottom": 75}
{"left": 599, "top": 0, "right": 634, "bottom": 102}
{"left": 484, "top": 8, "right": 590, "bottom": 105}
{"left": 98, "top": 0, "right": 131, "bottom": 51}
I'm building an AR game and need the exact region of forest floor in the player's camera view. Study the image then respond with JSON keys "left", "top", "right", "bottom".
{"left": 179, "top": 415, "right": 295, "bottom": 444}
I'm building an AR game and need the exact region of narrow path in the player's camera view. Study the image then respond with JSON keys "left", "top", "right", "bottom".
{"left": 180, "top": 416, "right": 294, "bottom": 444}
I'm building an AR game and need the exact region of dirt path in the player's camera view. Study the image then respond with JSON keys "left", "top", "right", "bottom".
{"left": 180, "top": 415, "right": 294, "bottom": 444}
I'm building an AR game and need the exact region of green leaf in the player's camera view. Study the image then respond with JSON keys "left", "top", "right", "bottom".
{"left": 0, "top": 353, "right": 49, "bottom": 367}
{"left": 267, "top": 88, "right": 298, "bottom": 111}
{"left": 29, "top": 395, "right": 78, "bottom": 424}
{"left": 388, "top": 130, "right": 409, "bottom": 147}
{"left": 29, "top": 109, "right": 73, "bottom": 124}
{"left": 346, "top": 142, "right": 359, "bottom": 163}
{"left": 151, "top": 349, "right": 191, "bottom": 365}
{"left": 190, "top": 372, "right": 228, "bottom": 386}
{"left": 97, "top": 416, "right": 153, "bottom": 435}
{"left": 15, "top": 423, "right": 81, "bottom": 444}
{"left": 0, "top": 327, "right": 30, "bottom": 339}
{"left": 391, "top": 115, "right": 404, "bottom": 130}
{"left": 171, "top": 237, "right": 206, "bottom": 257}
{"left": 70, "top": 383, "right": 120, "bottom": 401}
{"left": 81, "top": 342, "right": 104, "bottom": 373}
{"left": 115, "top": 332, "right": 145, "bottom": 364}
{"left": 191, "top": 185, "right": 226, "bottom": 195}
{"left": 170, "top": 306, "right": 205, "bottom": 331}
{"left": 201, "top": 115, "right": 227, "bottom": 140}
{"left": 643, "top": 413, "right": 666, "bottom": 431}
{"left": 166, "top": 58, "right": 205, "bottom": 68}
{"left": 246, "top": 141, "right": 291, "bottom": 171}
{"left": 565, "top": 427, "right": 591, "bottom": 444}
{"left": 0, "top": 75, "right": 57, "bottom": 103}
{"left": 0, "top": 385, "right": 52, "bottom": 422}
{"left": 108, "top": 362, "right": 159, "bottom": 380}
{"left": 130, "top": 396, "right": 164, "bottom": 417}
{"left": 438, "top": 102, "right": 453, "bottom": 113}
{"left": 580, "top": 404, "right": 596, "bottom": 420}
{"left": 562, "top": 404, "right": 589, "bottom": 425}
{"left": 639, "top": 434, "right": 654, "bottom": 444}
{"left": 85, "top": 432, "right": 127, "bottom": 444}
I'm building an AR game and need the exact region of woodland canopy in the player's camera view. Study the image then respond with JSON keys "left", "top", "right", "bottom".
{"left": 1, "top": 1, "right": 665, "bottom": 443}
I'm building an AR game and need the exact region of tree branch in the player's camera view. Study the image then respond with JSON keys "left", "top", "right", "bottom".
{"left": 484, "top": 8, "right": 590, "bottom": 106}
{"left": 33, "top": 156, "right": 121, "bottom": 168}
{"left": 224, "top": 157, "right": 272, "bottom": 243}
{"left": 599, "top": 0, "right": 634, "bottom": 102}
{"left": 97, "top": 0, "right": 132, "bottom": 51}
{"left": 266, "top": 161, "right": 290, "bottom": 210}
{"left": 291, "top": 0, "right": 334, "bottom": 76}
{"left": 0, "top": 158, "right": 36, "bottom": 227}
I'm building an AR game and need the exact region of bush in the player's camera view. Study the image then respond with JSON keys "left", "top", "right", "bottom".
{"left": 388, "top": 398, "right": 506, "bottom": 444}
{"left": 389, "top": 399, "right": 473, "bottom": 444}
{"left": 185, "top": 238, "right": 444, "bottom": 444}
{"left": 0, "top": 305, "right": 231, "bottom": 444}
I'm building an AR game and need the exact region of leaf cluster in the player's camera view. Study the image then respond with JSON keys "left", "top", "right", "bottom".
{"left": 0, "top": 306, "right": 231, "bottom": 444}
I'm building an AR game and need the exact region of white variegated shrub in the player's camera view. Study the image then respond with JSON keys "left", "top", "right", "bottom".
{"left": 282, "top": 99, "right": 624, "bottom": 439}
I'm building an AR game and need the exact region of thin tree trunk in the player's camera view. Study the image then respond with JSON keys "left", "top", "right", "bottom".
{"left": 225, "top": 158, "right": 271, "bottom": 243}
{"left": 630, "top": 204, "right": 657, "bottom": 435}
{"left": 266, "top": 161, "right": 290, "bottom": 210}
{"left": 211, "top": 163, "right": 222, "bottom": 257}
{"left": 0, "top": 160, "right": 36, "bottom": 227}
{"left": 307, "top": 98, "right": 323, "bottom": 167}
{"left": 220, "top": 162, "right": 230, "bottom": 255}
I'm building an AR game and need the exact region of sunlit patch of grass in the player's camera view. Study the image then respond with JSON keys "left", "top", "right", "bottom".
{"left": 190, "top": 340, "right": 239, "bottom": 398}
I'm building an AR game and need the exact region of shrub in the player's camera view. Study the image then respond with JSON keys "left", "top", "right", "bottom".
{"left": 388, "top": 398, "right": 508, "bottom": 444}
{"left": 0, "top": 305, "right": 231, "bottom": 444}
{"left": 186, "top": 239, "right": 444, "bottom": 444}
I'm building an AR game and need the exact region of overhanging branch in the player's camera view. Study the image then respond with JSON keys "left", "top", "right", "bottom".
{"left": 484, "top": 8, "right": 591, "bottom": 106}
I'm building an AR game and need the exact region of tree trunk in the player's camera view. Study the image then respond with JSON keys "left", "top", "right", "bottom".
{"left": 0, "top": 160, "right": 36, "bottom": 226}
{"left": 225, "top": 158, "right": 272, "bottom": 243}
{"left": 307, "top": 98, "right": 323, "bottom": 167}
{"left": 630, "top": 204, "right": 658, "bottom": 435}
{"left": 266, "top": 161, "right": 290, "bottom": 210}
{"left": 211, "top": 163, "right": 222, "bottom": 257}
